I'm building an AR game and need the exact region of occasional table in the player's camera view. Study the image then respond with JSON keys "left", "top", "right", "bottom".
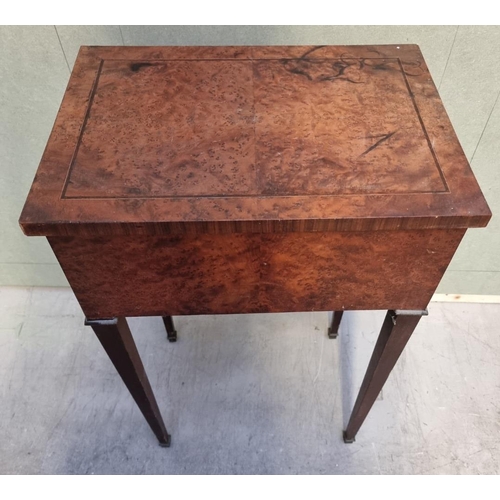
{"left": 20, "top": 45, "right": 491, "bottom": 446}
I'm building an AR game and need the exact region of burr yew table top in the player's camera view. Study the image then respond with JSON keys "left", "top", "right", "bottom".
{"left": 20, "top": 45, "right": 490, "bottom": 236}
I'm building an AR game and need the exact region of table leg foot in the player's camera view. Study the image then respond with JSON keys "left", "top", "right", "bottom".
{"left": 327, "top": 328, "right": 338, "bottom": 339}
{"left": 328, "top": 310, "right": 344, "bottom": 339}
{"left": 85, "top": 317, "right": 171, "bottom": 446}
{"left": 344, "top": 309, "right": 428, "bottom": 442}
{"left": 162, "top": 316, "right": 177, "bottom": 342}
{"left": 159, "top": 434, "right": 171, "bottom": 447}
{"left": 343, "top": 431, "right": 355, "bottom": 443}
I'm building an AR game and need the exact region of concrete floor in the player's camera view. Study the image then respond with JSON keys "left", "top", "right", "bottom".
{"left": 0, "top": 287, "right": 499, "bottom": 474}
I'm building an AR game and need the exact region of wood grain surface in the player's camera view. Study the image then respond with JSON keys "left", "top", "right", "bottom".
{"left": 64, "top": 57, "right": 444, "bottom": 198}
{"left": 49, "top": 229, "right": 465, "bottom": 319}
{"left": 20, "top": 45, "right": 490, "bottom": 236}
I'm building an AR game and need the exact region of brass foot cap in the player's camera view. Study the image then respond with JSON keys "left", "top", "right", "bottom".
{"left": 159, "top": 434, "right": 171, "bottom": 447}
{"left": 343, "top": 431, "right": 355, "bottom": 444}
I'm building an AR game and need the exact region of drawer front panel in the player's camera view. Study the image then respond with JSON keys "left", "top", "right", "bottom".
{"left": 49, "top": 229, "right": 465, "bottom": 319}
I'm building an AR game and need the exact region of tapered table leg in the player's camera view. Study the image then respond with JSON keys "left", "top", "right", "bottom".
{"left": 328, "top": 310, "right": 344, "bottom": 339}
{"left": 162, "top": 316, "right": 177, "bottom": 342}
{"left": 85, "top": 317, "right": 171, "bottom": 447}
{"left": 343, "top": 309, "right": 427, "bottom": 443}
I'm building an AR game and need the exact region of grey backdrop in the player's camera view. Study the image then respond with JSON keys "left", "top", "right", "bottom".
{"left": 1, "top": 26, "right": 498, "bottom": 293}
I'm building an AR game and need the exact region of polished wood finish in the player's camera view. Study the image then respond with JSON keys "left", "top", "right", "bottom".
{"left": 85, "top": 317, "right": 170, "bottom": 446}
{"left": 20, "top": 45, "right": 490, "bottom": 237}
{"left": 48, "top": 229, "right": 464, "bottom": 319}
{"left": 343, "top": 310, "right": 426, "bottom": 442}
{"left": 19, "top": 45, "right": 491, "bottom": 445}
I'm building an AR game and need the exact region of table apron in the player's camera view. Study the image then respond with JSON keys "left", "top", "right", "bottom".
{"left": 48, "top": 229, "right": 465, "bottom": 319}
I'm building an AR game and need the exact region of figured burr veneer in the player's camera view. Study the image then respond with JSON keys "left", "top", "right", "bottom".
{"left": 48, "top": 229, "right": 465, "bottom": 319}
{"left": 20, "top": 45, "right": 490, "bottom": 236}
{"left": 20, "top": 45, "right": 490, "bottom": 445}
